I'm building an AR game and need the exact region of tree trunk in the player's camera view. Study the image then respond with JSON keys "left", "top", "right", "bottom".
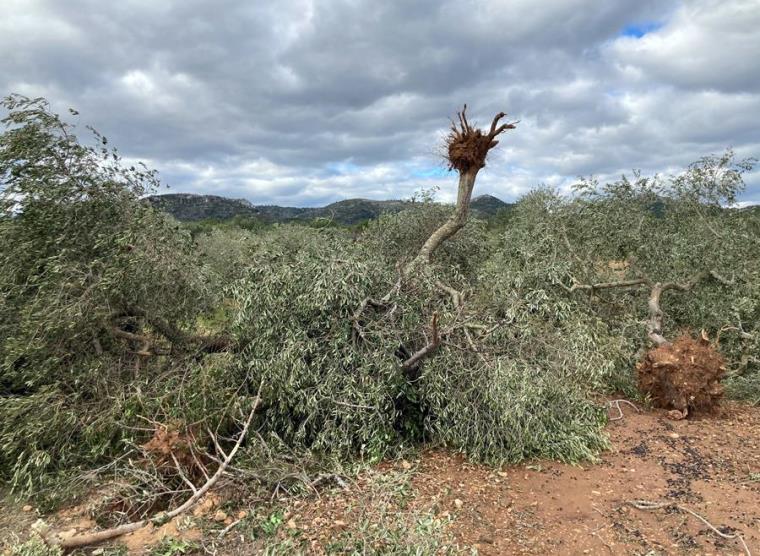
{"left": 647, "top": 283, "right": 670, "bottom": 347}
{"left": 646, "top": 279, "right": 700, "bottom": 347}
{"left": 408, "top": 167, "right": 479, "bottom": 271}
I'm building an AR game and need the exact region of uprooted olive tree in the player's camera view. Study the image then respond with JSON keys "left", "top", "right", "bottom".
{"left": 0, "top": 98, "right": 618, "bottom": 541}
{"left": 15, "top": 99, "right": 749, "bottom": 549}
{"left": 497, "top": 152, "right": 760, "bottom": 415}
{"left": 230, "top": 106, "right": 612, "bottom": 467}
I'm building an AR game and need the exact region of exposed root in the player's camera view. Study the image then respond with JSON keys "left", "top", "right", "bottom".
{"left": 446, "top": 104, "right": 517, "bottom": 173}
{"left": 46, "top": 385, "right": 263, "bottom": 550}
{"left": 636, "top": 333, "right": 726, "bottom": 415}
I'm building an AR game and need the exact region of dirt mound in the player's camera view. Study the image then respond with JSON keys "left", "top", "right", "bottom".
{"left": 637, "top": 333, "right": 726, "bottom": 416}
{"left": 141, "top": 421, "right": 205, "bottom": 478}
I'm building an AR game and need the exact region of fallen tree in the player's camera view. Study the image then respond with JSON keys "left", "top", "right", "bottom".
{"left": 0, "top": 95, "right": 230, "bottom": 497}
{"left": 497, "top": 152, "right": 760, "bottom": 410}
{"left": 45, "top": 387, "right": 261, "bottom": 549}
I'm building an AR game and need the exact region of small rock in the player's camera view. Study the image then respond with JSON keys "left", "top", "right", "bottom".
{"left": 497, "top": 471, "right": 508, "bottom": 477}
{"left": 22, "top": 505, "right": 33, "bottom": 512}
{"left": 58, "top": 528, "right": 78, "bottom": 540}
{"left": 669, "top": 432, "right": 680, "bottom": 439}
{"left": 287, "top": 519, "right": 297, "bottom": 529}
{"left": 213, "top": 510, "right": 228, "bottom": 523}
{"left": 237, "top": 510, "right": 248, "bottom": 519}
{"left": 400, "top": 460, "right": 412, "bottom": 470}
{"left": 91, "top": 549, "right": 104, "bottom": 556}
{"left": 334, "top": 520, "right": 346, "bottom": 526}
{"left": 454, "top": 498, "right": 463, "bottom": 509}
{"left": 668, "top": 409, "right": 687, "bottom": 420}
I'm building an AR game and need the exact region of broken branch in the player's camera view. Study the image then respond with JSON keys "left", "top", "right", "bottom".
{"left": 49, "top": 385, "right": 263, "bottom": 549}
{"left": 401, "top": 312, "right": 440, "bottom": 371}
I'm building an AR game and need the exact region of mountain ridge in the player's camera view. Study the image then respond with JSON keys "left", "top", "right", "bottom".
{"left": 146, "top": 192, "right": 512, "bottom": 225}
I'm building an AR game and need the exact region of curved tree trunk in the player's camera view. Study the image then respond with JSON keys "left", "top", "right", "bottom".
{"left": 646, "top": 277, "right": 704, "bottom": 347}
{"left": 406, "top": 105, "right": 516, "bottom": 274}
{"left": 408, "top": 167, "right": 479, "bottom": 271}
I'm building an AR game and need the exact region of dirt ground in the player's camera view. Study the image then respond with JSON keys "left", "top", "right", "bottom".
{"left": 410, "top": 401, "right": 760, "bottom": 555}
{"left": 2, "top": 401, "right": 759, "bottom": 555}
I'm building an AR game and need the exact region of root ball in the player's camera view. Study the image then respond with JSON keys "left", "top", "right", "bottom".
{"left": 636, "top": 333, "right": 726, "bottom": 415}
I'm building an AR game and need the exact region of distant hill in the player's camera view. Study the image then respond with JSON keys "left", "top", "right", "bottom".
{"left": 470, "top": 194, "right": 511, "bottom": 216}
{"left": 146, "top": 194, "right": 262, "bottom": 221}
{"left": 146, "top": 193, "right": 513, "bottom": 225}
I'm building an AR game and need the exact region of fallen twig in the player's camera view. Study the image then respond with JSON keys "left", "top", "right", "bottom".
{"left": 607, "top": 399, "right": 640, "bottom": 421}
{"left": 218, "top": 518, "right": 242, "bottom": 538}
{"left": 627, "top": 499, "right": 751, "bottom": 556}
{"left": 47, "top": 383, "right": 263, "bottom": 549}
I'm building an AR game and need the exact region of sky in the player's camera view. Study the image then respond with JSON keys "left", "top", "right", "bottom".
{"left": 1, "top": 0, "right": 759, "bottom": 206}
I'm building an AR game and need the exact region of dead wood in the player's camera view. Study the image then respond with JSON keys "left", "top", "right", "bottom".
{"left": 47, "top": 387, "right": 262, "bottom": 549}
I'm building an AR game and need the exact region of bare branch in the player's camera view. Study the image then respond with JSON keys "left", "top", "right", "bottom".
{"left": 401, "top": 313, "right": 440, "bottom": 370}
{"left": 170, "top": 453, "right": 198, "bottom": 495}
{"left": 568, "top": 278, "right": 649, "bottom": 293}
{"left": 118, "top": 306, "right": 232, "bottom": 353}
{"left": 435, "top": 280, "right": 463, "bottom": 309}
{"left": 49, "top": 385, "right": 263, "bottom": 549}
{"left": 110, "top": 326, "right": 151, "bottom": 344}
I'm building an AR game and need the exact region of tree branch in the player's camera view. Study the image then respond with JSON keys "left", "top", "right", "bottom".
{"left": 49, "top": 385, "right": 263, "bottom": 549}
{"left": 119, "top": 306, "right": 232, "bottom": 353}
{"left": 567, "top": 278, "right": 649, "bottom": 293}
{"left": 401, "top": 313, "right": 440, "bottom": 371}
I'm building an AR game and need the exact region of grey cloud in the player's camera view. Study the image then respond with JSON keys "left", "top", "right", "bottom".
{"left": 0, "top": 0, "right": 758, "bottom": 206}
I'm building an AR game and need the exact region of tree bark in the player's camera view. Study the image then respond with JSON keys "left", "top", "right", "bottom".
{"left": 646, "top": 283, "right": 670, "bottom": 347}
{"left": 568, "top": 278, "right": 649, "bottom": 293}
{"left": 408, "top": 167, "right": 479, "bottom": 271}
{"left": 646, "top": 278, "right": 701, "bottom": 347}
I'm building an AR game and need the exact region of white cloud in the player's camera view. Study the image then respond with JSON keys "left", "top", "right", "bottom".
{"left": 610, "top": 0, "right": 760, "bottom": 92}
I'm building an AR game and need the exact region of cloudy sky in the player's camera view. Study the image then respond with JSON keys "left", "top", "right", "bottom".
{"left": 2, "top": 0, "right": 759, "bottom": 205}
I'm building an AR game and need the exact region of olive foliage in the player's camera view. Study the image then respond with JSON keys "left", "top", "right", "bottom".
{"left": 495, "top": 152, "right": 760, "bottom": 400}
{"left": 0, "top": 95, "right": 215, "bottom": 496}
